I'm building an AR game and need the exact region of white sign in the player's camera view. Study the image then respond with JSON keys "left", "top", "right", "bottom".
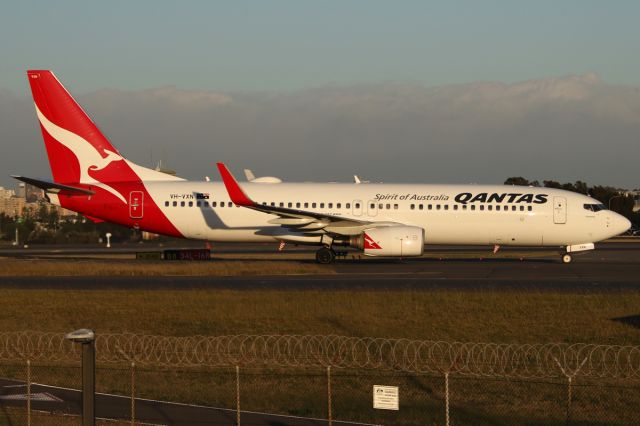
{"left": 373, "top": 385, "right": 399, "bottom": 410}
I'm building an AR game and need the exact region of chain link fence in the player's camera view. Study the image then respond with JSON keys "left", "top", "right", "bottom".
{"left": 0, "top": 332, "right": 639, "bottom": 425}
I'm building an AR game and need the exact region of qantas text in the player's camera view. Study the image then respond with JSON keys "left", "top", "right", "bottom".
{"left": 454, "top": 193, "right": 548, "bottom": 204}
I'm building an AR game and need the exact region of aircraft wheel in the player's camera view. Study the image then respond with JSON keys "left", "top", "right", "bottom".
{"left": 562, "top": 254, "right": 572, "bottom": 264}
{"left": 316, "top": 247, "right": 336, "bottom": 264}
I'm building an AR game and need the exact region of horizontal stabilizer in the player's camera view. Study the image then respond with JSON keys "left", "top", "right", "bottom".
{"left": 11, "top": 176, "right": 95, "bottom": 196}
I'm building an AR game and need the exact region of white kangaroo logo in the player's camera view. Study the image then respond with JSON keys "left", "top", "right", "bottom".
{"left": 35, "top": 104, "right": 128, "bottom": 204}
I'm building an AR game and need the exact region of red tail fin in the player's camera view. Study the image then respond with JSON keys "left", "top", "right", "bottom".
{"left": 27, "top": 70, "right": 124, "bottom": 185}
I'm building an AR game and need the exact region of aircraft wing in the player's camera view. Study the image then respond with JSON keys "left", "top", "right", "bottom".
{"left": 217, "top": 163, "right": 394, "bottom": 236}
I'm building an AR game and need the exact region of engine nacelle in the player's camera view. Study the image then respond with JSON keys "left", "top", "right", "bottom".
{"left": 350, "top": 226, "right": 425, "bottom": 257}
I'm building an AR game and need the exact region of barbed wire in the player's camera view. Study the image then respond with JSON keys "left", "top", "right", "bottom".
{"left": 0, "top": 332, "right": 639, "bottom": 380}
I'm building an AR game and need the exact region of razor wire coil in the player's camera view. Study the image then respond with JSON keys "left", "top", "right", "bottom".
{"left": 0, "top": 332, "right": 639, "bottom": 380}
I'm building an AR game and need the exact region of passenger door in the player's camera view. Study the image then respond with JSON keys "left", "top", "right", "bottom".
{"left": 553, "top": 196, "right": 566, "bottom": 224}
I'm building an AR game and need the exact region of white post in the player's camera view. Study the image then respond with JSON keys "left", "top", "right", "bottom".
{"left": 106, "top": 233, "right": 112, "bottom": 248}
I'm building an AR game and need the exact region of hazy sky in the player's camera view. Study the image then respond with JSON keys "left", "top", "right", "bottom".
{"left": 1, "top": 1, "right": 639, "bottom": 189}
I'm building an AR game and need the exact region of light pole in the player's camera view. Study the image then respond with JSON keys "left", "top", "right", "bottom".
{"left": 65, "top": 329, "right": 96, "bottom": 426}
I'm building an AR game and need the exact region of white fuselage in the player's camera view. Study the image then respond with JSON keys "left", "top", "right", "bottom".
{"left": 142, "top": 182, "right": 628, "bottom": 246}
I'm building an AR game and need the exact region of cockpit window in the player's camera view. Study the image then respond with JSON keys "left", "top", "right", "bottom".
{"left": 583, "top": 203, "right": 607, "bottom": 212}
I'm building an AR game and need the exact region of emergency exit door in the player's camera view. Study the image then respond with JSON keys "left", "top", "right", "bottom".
{"left": 129, "top": 191, "right": 144, "bottom": 219}
{"left": 553, "top": 196, "right": 566, "bottom": 224}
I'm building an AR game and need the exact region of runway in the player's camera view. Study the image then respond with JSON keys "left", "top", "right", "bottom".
{"left": 0, "top": 378, "right": 371, "bottom": 426}
{"left": 0, "top": 241, "right": 639, "bottom": 292}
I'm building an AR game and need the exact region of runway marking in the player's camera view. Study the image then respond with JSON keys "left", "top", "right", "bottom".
{"left": 0, "top": 392, "right": 62, "bottom": 402}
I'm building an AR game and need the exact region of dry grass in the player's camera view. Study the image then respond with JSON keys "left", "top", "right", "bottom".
{"left": 1, "top": 289, "right": 639, "bottom": 424}
{"left": 0, "top": 289, "right": 638, "bottom": 344}
{"left": 0, "top": 258, "right": 331, "bottom": 276}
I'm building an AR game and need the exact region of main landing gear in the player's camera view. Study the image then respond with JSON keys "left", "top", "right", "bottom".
{"left": 315, "top": 247, "right": 336, "bottom": 264}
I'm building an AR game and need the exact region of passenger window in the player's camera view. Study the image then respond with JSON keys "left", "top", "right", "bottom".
{"left": 346, "top": 203, "right": 351, "bottom": 209}
{"left": 304, "top": 202, "right": 309, "bottom": 208}
{"left": 188, "top": 201, "right": 193, "bottom": 207}
{"left": 496, "top": 205, "right": 500, "bottom": 211}
{"left": 444, "top": 205, "right": 449, "bottom": 210}
{"left": 319, "top": 203, "right": 324, "bottom": 208}
{"left": 471, "top": 205, "right": 476, "bottom": 211}
{"left": 212, "top": 201, "right": 217, "bottom": 207}
{"left": 528, "top": 206, "right": 532, "bottom": 211}
{"left": 394, "top": 204, "right": 398, "bottom": 210}
{"left": 419, "top": 204, "right": 423, "bottom": 210}
{"left": 462, "top": 205, "right": 467, "bottom": 210}
{"left": 454, "top": 205, "right": 458, "bottom": 210}
{"left": 288, "top": 202, "right": 293, "bottom": 208}
{"left": 180, "top": 201, "right": 185, "bottom": 207}
{"left": 312, "top": 203, "right": 317, "bottom": 208}
{"left": 512, "top": 205, "right": 517, "bottom": 211}
{"left": 520, "top": 206, "right": 525, "bottom": 211}
{"left": 172, "top": 201, "right": 177, "bottom": 207}
{"left": 270, "top": 202, "right": 275, "bottom": 207}
{"left": 164, "top": 201, "right": 169, "bottom": 207}
{"left": 355, "top": 203, "right": 360, "bottom": 209}
{"left": 337, "top": 203, "right": 341, "bottom": 209}
{"left": 328, "top": 203, "right": 333, "bottom": 209}
{"left": 487, "top": 205, "right": 492, "bottom": 211}
{"left": 480, "top": 205, "right": 484, "bottom": 211}
{"left": 296, "top": 202, "right": 301, "bottom": 208}
{"left": 428, "top": 205, "right": 433, "bottom": 210}
{"left": 279, "top": 202, "right": 284, "bottom": 207}
{"left": 411, "top": 204, "right": 415, "bottom": 210}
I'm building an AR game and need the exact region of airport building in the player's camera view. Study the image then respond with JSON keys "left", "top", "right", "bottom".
{"left": 0, "top": 185, "right": 74, "bottom": 219}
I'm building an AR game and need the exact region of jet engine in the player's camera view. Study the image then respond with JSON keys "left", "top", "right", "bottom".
{"left": 350, "top": 226, "right": 425, "bottom": 257}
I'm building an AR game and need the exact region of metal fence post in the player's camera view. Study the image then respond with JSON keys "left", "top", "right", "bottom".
{"left": 131, "top": 361, "right": 136, "bottom": 425}
{"left": 327, "top": 366, "right": 332, "bottom": 426}
{"left": 553, "top": 356, "right": 588, "bottom": 426}
{"left": 565, "top": 376, "right": 572, "bottom": 425}
{"left": 26, "top": 359, "right": 31, "bottom": 426}
{"left": 65, "top": 329, "right": 96, "bottom": 426}
{"left": 444, "top": 372, "right": 450, "bottom": 426}
{"left": 236, "top": 365, "right": 241, "bottom": 426}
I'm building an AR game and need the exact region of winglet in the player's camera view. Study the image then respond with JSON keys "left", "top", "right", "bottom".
{"left": 216, "top": 163, "right": 254, "bottom": 206}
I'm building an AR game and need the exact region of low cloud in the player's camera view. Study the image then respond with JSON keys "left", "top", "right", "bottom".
{"left": 2, "top": 73, "right": 639, "bottom": 189}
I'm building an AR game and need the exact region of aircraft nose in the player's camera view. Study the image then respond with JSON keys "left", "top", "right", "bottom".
{"left": 612, "top": 213, "right": 632, "bottom": 236}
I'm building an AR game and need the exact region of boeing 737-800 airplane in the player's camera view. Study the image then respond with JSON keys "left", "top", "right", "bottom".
{"left": 14, "top": 70, "right": 631, "bottom": 264}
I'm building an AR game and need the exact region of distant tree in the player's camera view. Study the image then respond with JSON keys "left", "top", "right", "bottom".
{"left": 504, "top": 177, "right": 532, "bottom": 186}
{"left": 36, "top": 203, "right": 49, "bottom": 224}
{"left": 543, "top": 180, "right": 562, "bottom": 189}
{"left": 573, "top": 181, "right": 589, "bottom": 195}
